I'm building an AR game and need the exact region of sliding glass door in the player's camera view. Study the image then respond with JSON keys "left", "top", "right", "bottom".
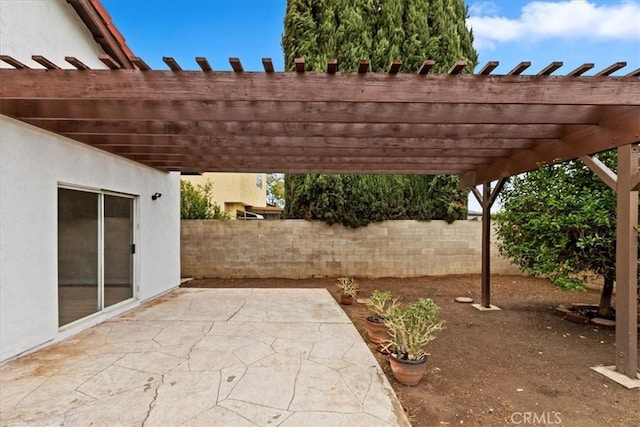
{"left": 104, "top": 194, "right": 134, "bottom": 308}
{"left": 58, "top": 188, "right": 135, "bottom": 327}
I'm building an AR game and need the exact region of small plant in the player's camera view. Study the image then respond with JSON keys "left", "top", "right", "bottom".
{"left": 383, "top": 298, "right": 444, "bottom": 361}
{"left": 336, "top": 277, "right": 359, "bottom": 298}
{"left": 366, "top": 290, "right": 394, "bottom": 322}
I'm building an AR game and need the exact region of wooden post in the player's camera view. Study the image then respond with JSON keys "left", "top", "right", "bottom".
{"left": 615, "top": 144, "right": 639, "bottom": 378}
{"left": 481, "top": 182, "right": 492, "bottom": 308}
{"left": 471, "top": 180, "right": 507, "bottom": 309}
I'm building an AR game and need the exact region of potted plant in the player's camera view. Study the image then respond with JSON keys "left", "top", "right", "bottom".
{"left": 382, "top": 298, "right": 444, "bottom": 386}
{"left": 336, "top": 277, "right": 358, "bottom": 305}
{"left": 365, "top": 290, "right": 395, "bottom": 348}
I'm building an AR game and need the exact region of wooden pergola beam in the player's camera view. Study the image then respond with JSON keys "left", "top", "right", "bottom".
{"left": 151, "top": 164, "right": 465, "bottom": 174}
{"left": 537, "top": 61, "right": 563, "bottom": 76}
{"left": 195, "top": 57, "right": 212, "bottom": 72}
{"left": 580, "top": 154, "right": 617, "bottom": 191}
{"left": 507, "top": 61, "right": 531, "bottom": 75}
{"left": 261, "top": 58, "right": 274, "bottom": 73}
{"left": 448, "top": 60, "right": 467, "bottom": 74}
{"left": 462, "top": 108, "right": 640, "bottom": 187}
{"left": 122, "top": 154, "right": 490, "bottom": 166}
{"left": 294, "top": 58, "right": 305, "bottom": 73}
{"left": 567, "top": 63, "right": 594, "bottom": 76}
{"left": 326, "top": 59, "right": 338, "bottom": 74}
{"left": 418, "top": 60, "right": 435, "bottom": 74}
{"left": 130, "top": 56, "right": 152, "bottom": 71}
{"left": 3, "top": 69, "right": 637, "bottom": 105}
{"left": 1, "top": 99, "right": 615, "bottom": 125}
{"left": 0, "top": 55, "right": 31, "bottom": 69}
{"left": 162, "top": 57, "right": 182, "bottom": 71}
{"left": 596, "top": 62, "right": 627, "bottom": 76}
{"left": 477, "top": 61, "right": 499, "bottom": 75}
{"left": 39, "top": 122, "right": 562, "bottom": 139}
{"left": 64, "top": 57, "right": 91, "bottom": 70}
{"left": 81, "top": 144, "right": 514, "bottom": 159}
{"left": 31, "top": 55, "right": 60, "bottom": 70}
{"left": 98, "top": 54, "right": 120, "bottom": 69}
{"left": 26, "top": 129, "right": 540, "bottom": 150}
{"left": 358, "top": 59, "right": 370, "bottom": 74}
{"left": 229, "top": 58, "right": 243, "bottom": 72}
{"left": 388, "top": 60, "right": 402, "bottom": 74}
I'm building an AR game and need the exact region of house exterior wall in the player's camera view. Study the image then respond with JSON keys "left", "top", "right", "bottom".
{"left": 0, "top": 116, "right": 181, "bottom": 362}
{"left": 183, "top": 173, "right": 268, "bottom": 217}
{"left": 0, "top": 0, "right": 108, "bottom": 69}
{"left": 181, "top": 220, "right": 521, "bottom": 278}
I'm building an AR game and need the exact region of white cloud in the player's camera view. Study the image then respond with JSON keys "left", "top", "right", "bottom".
{"left": 468, "top": 1, "right": 500, "bottom": 17}
{"left": 468, "top": 0, "right": 640, "bottom": 49}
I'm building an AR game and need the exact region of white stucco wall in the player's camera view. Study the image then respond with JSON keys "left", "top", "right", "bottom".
{"left": 0, "top": 0, "right": 108, "bottom": 69}
{"left": 0, "top": 116, "right": 181, "bottom": 362}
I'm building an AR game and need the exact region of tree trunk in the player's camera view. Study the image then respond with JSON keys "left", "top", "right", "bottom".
{"left": 598, "top": 276, "right": 615, "bottom": 318}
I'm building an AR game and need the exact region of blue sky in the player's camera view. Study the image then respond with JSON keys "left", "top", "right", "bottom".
{"left": 102, "top": 0, "right": 639, "bottom": 74}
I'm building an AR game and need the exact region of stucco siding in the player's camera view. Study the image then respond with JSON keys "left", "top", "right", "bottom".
{"left": 0, "top": 115, "right": 181, "bottom": 362}
{"left": 0, "top": 0, "right": 108, "bottom": 70}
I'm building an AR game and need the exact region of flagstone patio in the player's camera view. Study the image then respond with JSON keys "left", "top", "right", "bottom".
{"left": 0, "top": 288, "right": 409, "bottom": 426}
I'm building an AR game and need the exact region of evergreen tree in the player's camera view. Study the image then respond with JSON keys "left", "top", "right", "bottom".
{"left": 282, "top": 0, "right": 318, "bottom": 71}
{"left": 371, "top": 0, "right": 404, "bottom": 71}
{"left": 283, "top": 0, "right": 477, "bottom": 227}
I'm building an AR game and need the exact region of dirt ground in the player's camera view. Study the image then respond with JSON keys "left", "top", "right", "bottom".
{"left": 183, "top": 275, "right": 640, "bottom": 427}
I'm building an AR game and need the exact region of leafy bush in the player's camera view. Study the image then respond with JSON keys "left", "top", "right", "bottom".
{"left": 495, "top": 150, "right": 640, "bottom": 317}
{"left": 180, "top": 180, "right": 229, "bottom": 220}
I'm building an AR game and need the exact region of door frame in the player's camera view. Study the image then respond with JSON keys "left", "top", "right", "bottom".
{"left": 57, "top": 183, "right": 138, "bottom": 328}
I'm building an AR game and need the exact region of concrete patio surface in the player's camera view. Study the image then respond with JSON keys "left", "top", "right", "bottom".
{"left": 0, "top": 288, "right": 410, "bottom": 426}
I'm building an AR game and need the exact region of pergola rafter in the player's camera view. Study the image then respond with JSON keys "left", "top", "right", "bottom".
{"left": 0, "top": 55, "right": 638, "bottom": 380}
{"left": 1, "top": 56, "right": 638, "bottom": 180}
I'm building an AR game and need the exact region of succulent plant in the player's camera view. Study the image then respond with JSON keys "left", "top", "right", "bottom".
{"left": 336, "top": 277, "right": 359, "bottom": 298}
{"left": 382, "top": 298, "right": 444, "bottom": 361}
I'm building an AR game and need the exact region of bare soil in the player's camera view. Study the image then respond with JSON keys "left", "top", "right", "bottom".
{"left": 183, "top": 275, "right": 640, "bottom": 427}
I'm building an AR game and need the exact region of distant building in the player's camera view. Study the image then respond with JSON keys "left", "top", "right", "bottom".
{"left": 182, "top": 172, "right": 282, "bottom": 219}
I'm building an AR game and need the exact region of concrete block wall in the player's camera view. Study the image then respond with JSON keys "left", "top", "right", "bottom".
{"left": 181, "top": 220, "right": 521, "bottom": 279}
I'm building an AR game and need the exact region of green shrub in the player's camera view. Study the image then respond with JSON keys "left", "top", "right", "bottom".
{"left": 180, "top": 180, "right": 229, "bottom": 220}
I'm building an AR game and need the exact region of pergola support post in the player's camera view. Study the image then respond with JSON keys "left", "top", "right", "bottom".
{"left": 582, "top": 144, "right": 639, "bottom": 383}
{"left": 470, "top": 179, "right": 506, "bottom": 310}
{"left": 615, "top": 144, "right": 638, "bottom": 379}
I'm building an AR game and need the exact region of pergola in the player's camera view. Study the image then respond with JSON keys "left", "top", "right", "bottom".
{"left": 0, "top": 55, "right": 638, "bottom": 380}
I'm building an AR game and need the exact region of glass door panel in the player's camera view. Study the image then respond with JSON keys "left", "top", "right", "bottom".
{"left": 58, "top": 188, "right": 100, "bottom": 326}
{"left": 104, "top": 195, "right": 134, "bottom": 307}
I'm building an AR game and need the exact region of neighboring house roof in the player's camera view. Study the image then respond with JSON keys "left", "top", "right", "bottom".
{"left": 66, "top": 0, "right": 135, "bottom": 69}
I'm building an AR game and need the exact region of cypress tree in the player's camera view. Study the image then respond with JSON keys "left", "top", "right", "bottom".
{"left": 283, "top": 0, "right": 477, "bottom": 227}
{"left": 371, "top": 0, "right": 404, "bottom": 71}
{"left": 282, "top": 0, "right": 318, "bottom": 71}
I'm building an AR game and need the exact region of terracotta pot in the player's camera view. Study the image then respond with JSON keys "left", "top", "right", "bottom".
{"left": 340, "top": 294, "right": 354, "bottom": 305}
{"left": 388, "top": 354, "right": 427, "bottom": 386}
{"left": 365, "top": 316, "right": 390, "bottom": 345}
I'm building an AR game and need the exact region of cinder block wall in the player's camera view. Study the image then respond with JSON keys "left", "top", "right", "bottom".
{"left": 181, "top": 220, "right": 521, "bottom": 278}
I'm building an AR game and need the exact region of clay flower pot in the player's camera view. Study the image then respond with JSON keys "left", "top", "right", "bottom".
{"left": 388, "top": 354, "right": 427, "bottom": 386}
{"left": 365, "top": 316, "right": 389, "bottom": 344}
{"left": 340, "top": 294, "right": 354, "bottom": 305}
